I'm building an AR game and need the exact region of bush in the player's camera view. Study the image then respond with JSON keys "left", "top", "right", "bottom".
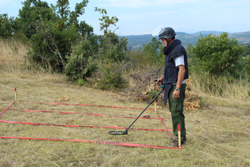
{"left": 190, "top": 32, "right": 244, "bottom": 78}
{"left": 65, "top": 40, "right": 98, "bottom": 82}
{"left": 244, "top": 55, "right": 250, "bottom": 79}
{"left": 19, "top": 0, "right": 92, "bottom": 72}
{"left": 97, "top": 62, "right": 128, "bottom": 90}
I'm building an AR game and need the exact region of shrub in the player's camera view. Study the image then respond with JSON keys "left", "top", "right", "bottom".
{"left": 97, "top": 62, "right": 128, "bottom": 90}
{"left": 190, "top": 32, "right": 244, "bottom": 78}
{"left": 65, "top": 40, "right": 98, "bottom": 82}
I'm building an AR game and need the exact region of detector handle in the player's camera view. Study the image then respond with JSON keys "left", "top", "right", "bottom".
{"left": 155, "top": 79, "right": 164, "bottom": 89}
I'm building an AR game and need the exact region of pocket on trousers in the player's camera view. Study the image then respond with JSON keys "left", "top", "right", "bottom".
{"left": 170, "top": 100, "right": 183, "bottom": 114}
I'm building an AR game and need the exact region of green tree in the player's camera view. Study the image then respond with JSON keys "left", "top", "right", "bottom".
{"left": 95, "top": 7, "right": 127, "bottom": 62}
{"left": 0, "top": 14, "right": 17, "bottom": 39}
{"left": 19, "top": 0, "right": 91, "bottom": 72}
{"left": 65, "top": 38, "right": 98, "bottom": 81}
{"left": 142, "top": 37, "right": 164, "bottom": 65}
{"left": 242, "top": 44, "right": 250, "bottom": 57}
{"left": 190, "top": 32, "right": 244, "bottom": 77}
{"left": 185, "top": 43, "right": 193, "bottom": 59}
{"left": 95, "top": 7, "right": 118, "bottom": 35}
{"left": 18, "top": 0, "right": 54, "bottom": 39}
{"left": 245, "top": 56, "right": 250, "bottom": 79}
{"left": 92, "top": 8, "right": 128, "bottom": 89}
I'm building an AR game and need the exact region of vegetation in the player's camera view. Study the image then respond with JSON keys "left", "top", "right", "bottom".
{"left": 0, "top": 1, "right": 250, "bottom": 165}
{"left": 190, "top": 32, "right": 244, "bottom": 77}
{"left": 0, "top": 39, "right": 250, "bottom": 167}
{"left": 0, "top": 14, "right": 17, "bottom": 39}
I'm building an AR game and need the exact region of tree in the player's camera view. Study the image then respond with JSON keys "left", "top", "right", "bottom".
{"left": 242, "top": 44, "right": 250, "bottom": 57}
{"left": 142, "top": 37, "right": 164, "bottom": 65}
{"left": 65, "top": 38, "right": 98, "bottom": 81}
{"left": 95, "top": 7, "right": 128, "bottom": 62}
{"left": 18, "top": 0, "right": 54, "bottom": 39}
{"left": 0, "top": 14, "right": 17, "bottom": 39}
{"left": 19, "top": 0, "right": 92, "bottom": 72}
{"left": 190, "top": 32, "right": 244, "bottom": 77}
{"left": 244, "top": 56, "right": 250, "bottom": 79}
{"left": 185, "top": 43, "right": 193, "bottom": 59}
{"left": 95, "top": 7, "right": 118, "bottom": 35}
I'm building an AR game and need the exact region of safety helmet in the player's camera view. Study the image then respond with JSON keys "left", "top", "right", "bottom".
{"left": 158, "top": 27, "right": 176, "bottom": 40}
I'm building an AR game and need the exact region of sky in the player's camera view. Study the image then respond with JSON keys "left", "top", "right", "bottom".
{"left": 0, "top": 0, "right": 250, "bottom": 36}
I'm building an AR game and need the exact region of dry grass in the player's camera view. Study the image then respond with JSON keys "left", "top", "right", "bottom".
{"left": 0, "top": 39, "right": 250, "bottom": 167}
{"left": 190, "top": 73, "right": 250, "bottom": 109}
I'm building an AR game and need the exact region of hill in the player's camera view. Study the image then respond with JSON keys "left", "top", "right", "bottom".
{"left": 192, "top": 31, "right": 223, "bottom": 35}
{"left": 121, "top": 31, "right": 250, "bottom": 50}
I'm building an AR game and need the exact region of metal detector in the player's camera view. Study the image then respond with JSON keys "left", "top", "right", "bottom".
{"left": 108, "top": 79, "right": 164, "bottom": 135}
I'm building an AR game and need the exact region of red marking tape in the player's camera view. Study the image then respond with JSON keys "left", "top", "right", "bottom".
{"left": 20, "top": 102, "right": 155, "bottom": 111}
{"left": 153, "top": 106, "right": 172, "bottom": 139}
{"left": 14, "top": 88, "right": 16, "bottom": 92}
{"left": 0, "top": 136, "right": 180, "bottom": 149}
{"left": 0, "top": 102, "right": 14, "bottom": 116}
{"left": 0, "top": 120, "right": 172, "bottom": 132}
{"left": 7, "top": 108, "right": 163, "bottom": 120}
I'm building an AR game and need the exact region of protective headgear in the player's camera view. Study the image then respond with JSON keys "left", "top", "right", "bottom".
{"left": 158, "top": 27, "right": 176, "bottom": 40}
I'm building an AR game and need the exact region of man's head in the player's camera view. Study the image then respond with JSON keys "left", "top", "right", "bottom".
{"left": 159, "top": 27, "right": 176, "bottom": 46}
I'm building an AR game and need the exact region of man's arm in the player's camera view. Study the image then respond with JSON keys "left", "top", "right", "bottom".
{"left": 173, "top": 65, "right": 186, "bottom": 99}
{"left": 176, "top": 65, "right": 186, "bottom": 89}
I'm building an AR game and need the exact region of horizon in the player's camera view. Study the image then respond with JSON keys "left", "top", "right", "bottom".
{"left": 119, "top": 30, "right": 250, "bottom": 37}
{"left": 0, "top": 0, "right": 249, "bottom": 36}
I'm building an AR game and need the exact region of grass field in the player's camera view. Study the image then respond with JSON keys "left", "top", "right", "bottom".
{"left": 0, "top": 40, "right": 250, "bottom": 166}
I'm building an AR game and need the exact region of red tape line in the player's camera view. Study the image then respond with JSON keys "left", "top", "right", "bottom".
{"left": 154, "top": 101, "right": 172, "bottom": 139}
{"left": 0, "top": 120, "right": 172, "bottom": 132}
{"left": 20, "top": 102, "right": 155, "bottom": 111}
{"left": 0, "top": 136, "right": 180, "bottom": 149}
{"left": 7, "top": 108, "right": 163, "bottom": 120}
{"left": 0, "top": 102, "right": 14, "bottom": 116}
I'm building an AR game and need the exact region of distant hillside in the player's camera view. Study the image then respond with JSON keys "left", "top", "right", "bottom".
{"left": 120, "top": 34, "right": 153, "bottom": 49}
{"left": 120, "top": 31, "right": 250, "bottom": 50}
{"left": 192, "top": 31, "right": 223, "bottom": 35}
{"left": 228, "top": 32, "right": 250, "bottom": 46}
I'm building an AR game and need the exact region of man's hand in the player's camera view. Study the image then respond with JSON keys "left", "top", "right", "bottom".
{"left": 173, "top": 89, "right": 180, "bottom": 99}
{"left": 156, "top": 77, "right": 163, "bottom": 85}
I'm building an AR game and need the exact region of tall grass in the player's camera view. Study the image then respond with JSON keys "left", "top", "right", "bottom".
{"left": 0, "top": 39, "right": 28, "bottom": 72}
{"left": 190, "top": 72, "right": 250, "bottom": 107}
{"left": 0, "top": 39, "right": 64, "bottom": 83}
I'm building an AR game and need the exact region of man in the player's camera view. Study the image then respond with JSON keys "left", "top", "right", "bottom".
{"left": 156, "top": 27, "right": 189, "bottom": 147}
